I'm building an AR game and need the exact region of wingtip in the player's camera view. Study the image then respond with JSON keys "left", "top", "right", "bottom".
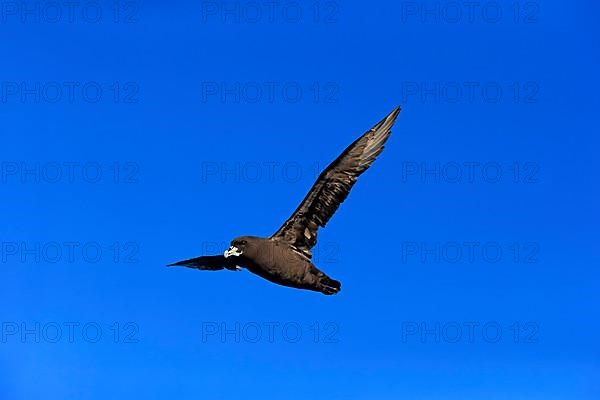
{"left": 372, "top": 105, "right": 402, "bottom": 132}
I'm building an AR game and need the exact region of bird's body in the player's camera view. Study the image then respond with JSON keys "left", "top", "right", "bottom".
{"left": 235, "top": 237, "right": 341, "bottom": 295}
{"left": 169, "top": 106, "right": 401, "bottom": 295}
{"left": 170, "top": 236, "right": 341, "bottom": 295}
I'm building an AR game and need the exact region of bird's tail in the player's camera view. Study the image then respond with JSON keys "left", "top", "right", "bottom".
{"left": 318, "top": 276, "right": 341, "bottom": 295}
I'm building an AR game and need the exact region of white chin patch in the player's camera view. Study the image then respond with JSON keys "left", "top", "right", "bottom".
{"left": 224, "top": 246, "right": 243, "bottom": 258}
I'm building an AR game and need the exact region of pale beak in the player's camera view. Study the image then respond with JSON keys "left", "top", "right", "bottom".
{"left": 224, "top": 246, "right": 243, "bottom": 258}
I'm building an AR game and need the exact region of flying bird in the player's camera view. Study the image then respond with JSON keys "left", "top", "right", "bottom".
{"left": 169, "top": 106, "right": 401, "bottom": 295}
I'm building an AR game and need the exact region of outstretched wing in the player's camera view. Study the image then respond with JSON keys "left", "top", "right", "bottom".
{"left": 270, "top": 106, "right": 401, "bottom": 259}
{"left": 167, "top": 255, "right": 240, "bottom": 271}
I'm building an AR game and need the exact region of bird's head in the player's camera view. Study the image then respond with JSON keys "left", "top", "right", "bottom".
{"left": 224, "top": 236, "right": 257, "bottom": 258}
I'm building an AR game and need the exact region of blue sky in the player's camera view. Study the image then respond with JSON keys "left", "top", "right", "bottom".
{"left": 1, "top": 1, "right": 598, "bottom": 398}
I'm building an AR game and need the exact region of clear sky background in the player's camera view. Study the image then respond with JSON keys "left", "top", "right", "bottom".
{"left": 1, "top": 1, "right": 598, "bottom": 398}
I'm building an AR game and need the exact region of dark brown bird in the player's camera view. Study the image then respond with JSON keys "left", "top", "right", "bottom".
{"left": 168, "top": 106, "right": 401, "bottom": 295}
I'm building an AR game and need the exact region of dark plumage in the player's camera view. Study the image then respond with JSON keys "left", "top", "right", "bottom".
{"left": 168, "top": 106, "right": 401, "bottom": 295}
